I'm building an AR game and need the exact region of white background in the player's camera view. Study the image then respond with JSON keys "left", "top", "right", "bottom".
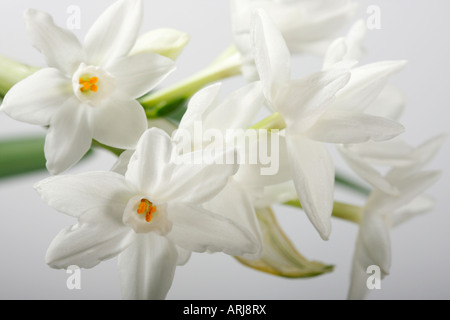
{"left": 0, "top": 0, "right": 449, "bottom": 300}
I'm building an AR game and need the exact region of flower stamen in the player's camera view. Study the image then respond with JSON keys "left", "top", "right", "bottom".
{"left": 137, "top": 199, "right": 157, "bottom": 223}
{"left": 79, "top": 76, "right": 99, "bottom": 93}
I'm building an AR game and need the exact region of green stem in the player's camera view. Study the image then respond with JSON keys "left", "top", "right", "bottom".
{"left": 284, "top": 199, "right": 363, "bottom": 224}
{"left": 139, "top": 46, "right": 242, "bottom": 118}
{"left": 0, "top": 136, "right": 47, "bottom": 178}
{"left": 91, "top": 140, "right": 124, "bottom": 157}
{"left": 250, "top": 112, "right": 286, "bottom": 130}
{"left": 0, "top": 55, "right": 38, "bottom": 97}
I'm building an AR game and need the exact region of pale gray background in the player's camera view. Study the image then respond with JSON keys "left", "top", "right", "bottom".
{"left": 0, "top": 0, "right": 449, "bottom": 300}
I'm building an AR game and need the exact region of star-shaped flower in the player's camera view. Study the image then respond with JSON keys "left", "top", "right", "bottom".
{"left": 252, "top": 10, "right": 405, "bottom": 240}
{"left": 35, "top": 128, "right": 261, "bottom": 299}
{"left": 1, "top": 0, "right": 176, "bottom": 174}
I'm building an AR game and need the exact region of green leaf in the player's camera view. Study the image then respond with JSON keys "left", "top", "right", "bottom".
{"left": 0, "top": 136, "right": 95, "bottom": 179}
{"left": 235, "top": 207, "right": 334, "bottom": 278}
{"left": 0, "top": 136, "right": 47, "bottom": 178}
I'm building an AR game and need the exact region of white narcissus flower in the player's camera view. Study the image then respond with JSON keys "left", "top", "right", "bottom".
{"left": 114, "top": 82, "right": 273, "bottom": 259}
{"left": 253, "top": 10, "right": 406, "bottom": 240}
{"left": 0, "top": 0, "right": 176, "bottom": 174}
{"left": 173, "top": 81, "right": 290, "bottom": 192}
{"left": 173, "top": 82, "right": 270, "bottom": 257}
{"left": 231, "top": 0, "right": 358, "bottom": 81}
{"left": 35, "top": 128, "right": 262, "bottom": 300}
{"left": 348, "top": 135, "right": 445, "bottom": 300}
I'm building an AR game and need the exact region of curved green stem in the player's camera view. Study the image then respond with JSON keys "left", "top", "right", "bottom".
{"left": 139, "top": 46, "right": 242, "bottom": 118}
{"left": 250, "top": 112, "right": 286, "bottom": 130}
{"left": 0, "top": 136, "right": 47, "bottom": 178}
{"left": 284, "top": 199, "right": 363, "bottom": 224}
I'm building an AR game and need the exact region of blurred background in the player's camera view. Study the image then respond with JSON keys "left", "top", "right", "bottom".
{"left": 0, "top": 0, "right": 449, "bottom": 300}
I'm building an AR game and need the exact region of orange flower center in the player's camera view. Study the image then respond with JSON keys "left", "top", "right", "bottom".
{"left": 79, "top": 76, "right": 99, "bottom": 93}
{"left": 137, "top": 199, "right": 157, "bottom": 223}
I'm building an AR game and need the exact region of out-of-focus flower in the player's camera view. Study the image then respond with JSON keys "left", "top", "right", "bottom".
{"left": 348, "top": 135, "right": 445, "bottom": 299}
{"left": 1, "top": 0, "right": 176, "bottom": 174}
{"left": 231, "top": 0, "right": 358, "bottom": 80}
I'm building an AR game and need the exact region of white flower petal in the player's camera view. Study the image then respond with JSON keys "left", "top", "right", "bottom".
{"left": 147, "top": 118, "right": 177, "bottom": 136}
{"left": 167, "top": 203, "right": 259, "bottom": 257}
{"left": 204, "top": 81, "right": 264, "bottom": 131}
{"left": 306, "top": 111, "right": 405, "bottom": 144}
{"left": 343, "top": 139, "right": 415, "bottom": 167}
{"left": 111, "top": 150, "right": 134, "bottom": 175}
{"left": 125, "top": 128, "right": 176, "bottom": 196}
{"left": 118, "top": 233, "right": 179, "bottom": 300}
{"left": 176, "top": 246, "right": 192, "bottom": 266}
{"left": 387, "top": 134, "right": 447, "bottom": 180}
{"left": 44, "top": 98, "right": 93, "bottom": 174}
{"left": 334, "top": 61, "right": 408, "bottom": 113}
{"left": 46, "top": 210, "right": 135, "bottom": 269}
{"left": 392, "top": 195, "right": 435, "bottom": 228}
{"left": 130, "top": 28, "right": 190, "bottom": 60}
{"left": 338, "top": 146, "right": 398, "bottom": 195}
{"left": 203, "top": 179, "right": 264, "bottom": 260}
{"left": 348, "top": 240, "right": 375, "bottom": 300}
{"left": 368, "top": 171, "right": 442, "bottom": 214}
{"left": 84, "top": 0, "right": 143, "bottom": 68}
{"left": 107, "top": 52, "right": 176, "bottom": 99}
{"left": 366, "top": 85, "right": 406, "bottom": 121}
{"left": 162, "top": 148, "right": 239, "bottom": 204}
{"left": 34, "top": 171, "right": 134, "bottom": 218}
{"left": 233, "top": 131, "right": 292, "bottom": 189}
{"left": 1, "top": 68, "right": 71, "bottom": 125}
{"left": 282, "top": 1, "right": 358, "bottom": 54}
{"left": 286, "top": 135, "right": 334, "bottom": 240}
{"left": 274, "top": 70, "right": 350, "bottom": 133}
{"left": 255, "top": 180, "right": 298, "bottom": 208}
{"left": 175, "top": 83, "right": 222, "bottom": 144}
{"left": 342, "top": 19, "right": 367, "bottom": 62}
{"left": 322, "top": 37, "right": 348, "bottom": 70}
{"left": 92, "top": 98, "right": 147, "bottom": 149}
{"left": 359, "top": 210, "right": 392, "bottom": 274}
{"left": 253, "top": 9, "right": 291, "bottom": 101}
{"left": 24, "top": 9, "right": 83, "bottom": 75}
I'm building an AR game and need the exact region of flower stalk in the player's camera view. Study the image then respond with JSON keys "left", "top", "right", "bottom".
{"left": 284, "top": 199, "right": 363, "bottom": 224}
{"left": 139, "top": 46, "right": 242, "bottom": 117}
{"left": 250, "top": 112, "right": 286, "bottom": 130}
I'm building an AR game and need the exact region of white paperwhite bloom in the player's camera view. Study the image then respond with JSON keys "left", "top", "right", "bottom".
{"left": 252, "top": 10, "right": 406, "bottom": 240}
{"left": 231, "top": 0, "right": 358, "bottom": 80}
{"left": 173, "top": 82, "right": 279, "bottom": 259}
{"left": 348, "top": 135, "right": 445, "bottom": 300}
{"left": 1, "top": 0, "right": 176, "bottom": 174}
{"left": 113, "top": 83, "right": 269, "bottom": 260}
{"left": 174, "top": 82, "right": 290, "bottom": 189}
{"left": 35, "top": 128, "right": 261, "bottom": 299}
